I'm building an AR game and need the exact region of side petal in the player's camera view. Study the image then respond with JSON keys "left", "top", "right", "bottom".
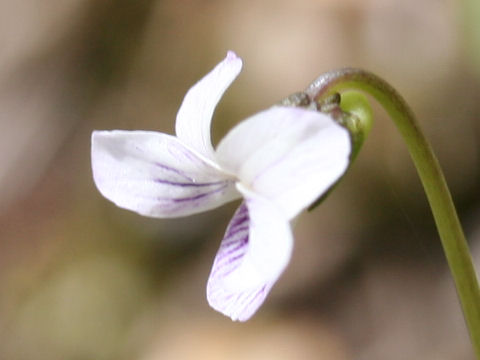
{"left": 175, "top": 51, "right": 242, "bottom": 160}
{"left": 215, "top": 106, "right": 351, "bottom": 219}
{"left": 206, "top": 190, "right": 293, "bottom": 321}
{"left": 91, "top": 130, "right": 240, "bottom": 218}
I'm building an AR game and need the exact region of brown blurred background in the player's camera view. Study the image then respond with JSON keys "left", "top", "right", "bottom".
{"left": 0, "top": 0, "right": 479, "bottom": 359}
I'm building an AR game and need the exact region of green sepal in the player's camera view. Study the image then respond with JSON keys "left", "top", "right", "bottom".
{"left": 336, "top": 91, "right": 373, "bottom": 161}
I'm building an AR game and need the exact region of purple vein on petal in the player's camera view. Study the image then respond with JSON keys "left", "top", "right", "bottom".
{"left": 153, "top": 178, "right": 227, "bottom": 188}
{"left": 154, "top": 162, "right": 194, "bottom": 182}
{"left": 167, "top": 145, "right": 196, "bottom": 164}
{"left": 239, "top": 286, "right": 269, "bottom": 317}
{"left": 220, "top": 226, "right": 250, "bottom": 247}
{"left": 156, "top": 183, "right": 230, "bottom": 203}
{"left": 209, "top": 204, "right": 250, "bottom": 279}
{"left": 210, "top": 248, "right": 247, "bottom": 277}
{"left": 246, "top": 286, "right": 267, "bottom": 307}
{"left": 238, "top": 286, "right": 263, "bottom": 307}
{"left": 207, "top": 200, "right": 276, "bottom": 321}
{"left": 226, "top": 204, "right": 248, "bottom": 230}
{"left": 213, "top": 241, "right": 247, "bottom": 269}
{"left": 228, "top": 215, "right": 248, "bottom": 231}
{"left": 217, "top": 236, "right": 248, "bottom": 260}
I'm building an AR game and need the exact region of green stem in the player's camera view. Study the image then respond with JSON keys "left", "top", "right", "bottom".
{"left": 305, "top": 68, "right": 480, "bottom": 357}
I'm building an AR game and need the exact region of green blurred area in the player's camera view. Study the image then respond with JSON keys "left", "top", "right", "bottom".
{"left": 0, "top": 0, "right": 479, "bottom": 359}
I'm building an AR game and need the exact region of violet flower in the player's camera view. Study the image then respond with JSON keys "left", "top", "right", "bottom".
{"left": 91, "top": 51, "right": 351, "bottom": 321}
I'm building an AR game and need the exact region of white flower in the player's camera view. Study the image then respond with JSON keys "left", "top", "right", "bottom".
{"left": 91, "top": 51, "right": 351, "bottom": 321}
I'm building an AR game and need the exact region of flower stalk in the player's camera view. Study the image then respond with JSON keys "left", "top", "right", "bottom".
{"left": 304, "top": 68, "right": 480, "bottom": 358}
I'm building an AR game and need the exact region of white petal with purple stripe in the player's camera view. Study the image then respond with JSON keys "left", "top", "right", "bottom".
{"left": 92, "top": 130, "right": 240, "bottom": 217}
{"left": 207, "top": 190, "right": 293, "bottom": 321}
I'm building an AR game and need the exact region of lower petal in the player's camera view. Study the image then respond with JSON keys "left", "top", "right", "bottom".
{"left": 206, "top": 194, "right": 293, "bottom": 321}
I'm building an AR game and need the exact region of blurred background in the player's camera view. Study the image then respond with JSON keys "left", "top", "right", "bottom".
{"left": 0, "top": 0, "right": 479, "bottom": 359}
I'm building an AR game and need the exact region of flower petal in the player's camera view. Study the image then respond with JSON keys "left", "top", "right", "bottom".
{"left": 215, "top": 106, "right": 351, "bottom": 219}
{"left": 175, "top": 51, "right": 243, "bottom": 160}
{"left": 91, "top": 130, "right": 240, "bottom": 218}
{"left": 206, "top": 189, "right": 293, "bottom": 321}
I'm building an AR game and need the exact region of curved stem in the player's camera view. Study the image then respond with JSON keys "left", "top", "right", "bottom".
{"left": 305, "top": 68, "right": 480, "bottom": 358}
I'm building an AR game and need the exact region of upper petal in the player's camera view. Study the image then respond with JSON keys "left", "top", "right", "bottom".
{"left": 206, "top": 188, "right": 293, "bottom": 321}
{"left": 215, "top": 106, "right": 351, "bottom": 219}
{"left": 175, "top": 51, "right": 243, "bottom": 160}
{"left": 91, "top": 130, "right": 240, "bottom": 218}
